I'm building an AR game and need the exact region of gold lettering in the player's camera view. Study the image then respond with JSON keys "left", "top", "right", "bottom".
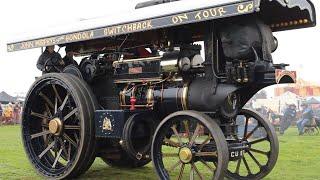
{"left": 137, "top": 22, "right": 142, "bottom": 30}
{"left": 7, "top": 44, "right": 14, "bottom": 52}
{"left": 209, "top": 8, "right": 217, "bottom": 16}
{"left": 116, "top": 26, "right": 121, "bottom": 34}
{"left": 132, "top": 23, "right": 137, "bottom": 31}
{"left": 105, "top": 28, "right": 114, "bottom": 35}
{"left": 122, "top": 25, "right": 127, "bottom": 32}
{"left": 172, "top": 16, "right": 179, "bottom": 24}
{"left": 127, "top": 24, "right": 133, "bottom": 32}
{"left": 195, "top": 12, "right": 202, "bottom": 20}
{"left": 237, "top": 3, "right": 254, "bottom": 13}
{"left": 203, "top": 10, "right": 209, "bottom": 18}
{"left": 172, "top": 14, "right": 188, "bottom": 24}
{"left": 142, "top": 22, "right": 147, "bottom": 29}
{"left": 65, "top": 31, "right": 93, "bottom": 42}
{"left": 104, "top": 21, "right": 152, "bottom": 36}
{"left": 21, "top": 41, "right": 34, "bottom": 49}
{"left": 218, "top": 7, "right": 227, "bottom": 16}
{"left": 147, "top": 21, "right": 153, "bottom": 28}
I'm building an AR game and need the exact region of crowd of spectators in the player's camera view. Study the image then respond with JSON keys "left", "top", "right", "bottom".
{"left": 254, "top": 103, "right": 320, "bottom": 135}
{"left": 0, "top": 102, "right": 22, "bottom": 125}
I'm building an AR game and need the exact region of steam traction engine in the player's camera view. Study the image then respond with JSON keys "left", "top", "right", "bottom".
{"left": 7, "top": 0, "right": 316, "bottom": 179}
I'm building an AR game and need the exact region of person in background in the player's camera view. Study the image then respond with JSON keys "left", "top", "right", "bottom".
{"left": 0, "top": 102, "right": 3, "bottom": 116}
{"left": 63, "top": 46, "right": 78, "bottom": 66}
{"left": 280, "top": 104, "right": 296, "bottom": 135}
{"left": 297, "top": 103, "right": 313, "bottom": 135}
{"left": 37, "top": 45, "right": 64, "bottom": 73}
{"left": 3, "top": 103, "right": 13, "bottom": 124}
{"left": 268, "top": 108, "right": 276, "bottom": 124}
{"left": 13, "top": 102, "right": 21, "bottom": 124}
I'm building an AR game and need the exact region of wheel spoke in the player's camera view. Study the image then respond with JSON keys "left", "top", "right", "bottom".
{"left": 190, "top": 165, "right": 194, "bottom": 180}
{"left": 52, "top": 148, "right": 63, "bottom": 168}
{"left": 63, "top": 108, "right": 78, "bottom": 121}
{"left": 249, "top": 137, "right": 268, "bottom": 145}
{"left": 183, "top": 120, "right": 191, "bottom": 141}
{"left": 38, "top": 141, "right": 55, "bottom": 159}
{"left": 52, "top": 84, "right": 62, "bottom": 103}
{"left": 197, "top": 135, "right": 212, "bottom": 151}
{"left": 243, "top": 117, "right": 249, "bottom": 139}
{"left": 195, "top": 151, "right": 217, "bottom": 157}
{"left": 31, "top": 130, "right": 50, "bottom": 139}
{"left": 245, "top": 125, "right": 259, "bottom": 140}
{"left": 162, "top": 152, "right": 178, "bottom": 158}
{"left": 235, "top": 158, "right": 242, "bottom": 174}
{"left": 189, "top": 123, "right": 201, "bottom": 146}
{"left": 171, "top": 124, "right": 183, "bottom": 146}
{"left": 58, "top": 138, "right": 69, "bottom": 159}
{"left": 64, "top": 125, "right": 81, "bottom": 130}
{"left": 59, "top": 93, "right": 70, "bottom": 111}
{"left": 177, "top": 163, "right": 185, "bottom": 180}
{"left": 242, "top": 156, "right": 252, "bottom": 175}
{"left": 199, "top": 159, "right": 215, "bottom": 172}
{"left": 74, "top": 132, "right": 80, "bottom": 143}
{"left": 63, "top": 133, "right": 78, "bottom": 148}
{"left": 164, "top": 138, "right": 180, "bottom": 148}
{"left": 168, "top": 160, "right": 181, "bottom": 172}
{"left": 54, "top": 96, "right": 58, "bottom": 114}
{"left": 247, "top": 151, "right": 262, "bottom": 168}
{"left": 39, "top": 92, "right": 54, "bottom": 109}
{"left": 44, "top": 103, "right": 53, "bottom": 118}
{"left": 213, "top": 162, "right": 217, "bottom": 168}
{"left": 192, "top": 163, "right": 204, "bottom": 180}
{"left": 67, "top": 142, "right": 72, "bottom": 161}
{"left": 31, "top": 111, "right": 49, "bottom": 120}
{"left": 250, "top": 148, "right": 269, "bottom": 156}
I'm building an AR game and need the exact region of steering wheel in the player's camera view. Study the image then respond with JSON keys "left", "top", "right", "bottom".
{"left": 43, "top": 58, "right": 63, "bottom": 73}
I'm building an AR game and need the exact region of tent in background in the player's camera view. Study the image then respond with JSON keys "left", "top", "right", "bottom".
{"left": 0, "top": 91, "right": 17, "bottom": 104}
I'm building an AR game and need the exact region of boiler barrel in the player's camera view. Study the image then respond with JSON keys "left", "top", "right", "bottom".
{"left": 121, "top": 78, "right": 238, "bottom": 114}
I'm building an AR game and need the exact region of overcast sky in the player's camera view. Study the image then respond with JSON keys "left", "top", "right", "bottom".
{"left": 0, "top": 0, "right": 319, "bottom": 96}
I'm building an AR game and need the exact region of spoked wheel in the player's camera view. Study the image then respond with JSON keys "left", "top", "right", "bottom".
{"left": 22, "top": 73, "right": 96, "bottom": 179}
{"left": 226, "top": 109, "right": 279, "bottom": 180}
{"left": 316, "top": 127, "right": 320, "bottom": 135}
{"left": 304, "top": 127, "right": 319, "bottom": 136}
{"left": 152, "top": 111, "right": 229, "bottom": 180}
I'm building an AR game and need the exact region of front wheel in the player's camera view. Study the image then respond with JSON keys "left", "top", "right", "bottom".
{"left": 226, "top": 109, "right": 279, "bottom": 180}
{"left": 152, "top": 110, "right": 229, "bottom": 180}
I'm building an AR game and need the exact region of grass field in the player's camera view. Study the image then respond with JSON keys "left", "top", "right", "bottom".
{"left": 0, "top": 125, "right": 319, "bottom": 180}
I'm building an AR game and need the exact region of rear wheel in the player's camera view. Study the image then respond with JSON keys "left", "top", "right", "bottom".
{"left": 21, "top": 73, "right": 96, "bottom": 179}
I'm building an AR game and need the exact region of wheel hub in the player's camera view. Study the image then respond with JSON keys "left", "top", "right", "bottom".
{"left": 49, "top": 118, "right": 63, "bottom": 135}
{"left": 179, "top": 147, "right": 193, "bottom": 163}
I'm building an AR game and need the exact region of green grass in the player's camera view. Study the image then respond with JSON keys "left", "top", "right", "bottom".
{"left": 0, "top": 126, "right": 319, "bottom": 179}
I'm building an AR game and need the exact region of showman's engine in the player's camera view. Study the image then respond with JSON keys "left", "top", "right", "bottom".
{"left": 9, "top": 0, "right": 315, "bottom": 178}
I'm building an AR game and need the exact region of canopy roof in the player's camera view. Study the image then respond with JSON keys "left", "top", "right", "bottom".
{"left": 7, "top": 0, "right": 316, "bottom": 52}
